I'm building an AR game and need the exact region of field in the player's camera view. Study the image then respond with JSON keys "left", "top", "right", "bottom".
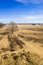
{"left": 0, "top": 24, "right": 43, "bottom": 65}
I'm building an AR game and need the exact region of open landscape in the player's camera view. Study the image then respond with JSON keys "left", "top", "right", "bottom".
{"left": 0, "top": 23, "right": 43, "bottom": 65}
{"left": 0, "top": 0, "right": 43, "bottom": 65}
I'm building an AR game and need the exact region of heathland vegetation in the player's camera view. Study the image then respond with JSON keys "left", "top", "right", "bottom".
{"left": 0, "top": 23, "right": 43, "bottom": 65}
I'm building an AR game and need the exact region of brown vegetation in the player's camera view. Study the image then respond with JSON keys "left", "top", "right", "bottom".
{"left": 0, "top": 24, "right": 43, "bottom": 65}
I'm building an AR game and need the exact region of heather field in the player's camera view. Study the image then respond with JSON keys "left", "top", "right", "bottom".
{"left": 0, "top": 24, "right": 43, "bottom": 65}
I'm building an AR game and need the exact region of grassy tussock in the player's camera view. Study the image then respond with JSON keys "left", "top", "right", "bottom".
{"left": 18, "top": 33, "right": 43, "bottom": 44}
{"left": 8, "top": 34, "right": 25, "bottom": 51}
{"left": 0, "top": 50, "right": 42, "bottom": 65}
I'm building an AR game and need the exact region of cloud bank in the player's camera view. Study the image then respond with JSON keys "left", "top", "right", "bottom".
{"left": 0, "top": 15, "right": 43, "bottom": 23}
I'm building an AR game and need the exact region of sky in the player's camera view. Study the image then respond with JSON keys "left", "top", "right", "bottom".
{"left": 0, "top": 0, "right": 43, "bottom": 23}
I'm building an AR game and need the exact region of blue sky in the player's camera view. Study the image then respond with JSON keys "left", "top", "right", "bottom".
{"left": 0, "top": 0, "right": 43, "bottom": 23}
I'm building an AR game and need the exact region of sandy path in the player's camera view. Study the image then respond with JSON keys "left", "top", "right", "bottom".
{"left": 0, "top": 36, "right": 9, "bottom": 49}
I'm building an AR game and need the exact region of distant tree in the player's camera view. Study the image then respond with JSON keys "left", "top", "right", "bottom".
{"left": 0, "top": 22, "right": 3, "bottom": 28}
{"left": 41, "top": 24, "right": 42, "bottom": 27}
{"left": 0, "top": 22, "right": 5, "bottom": 28}
{"left": 10, "top": 21, "right": 18, "bottom": 34}
{"left": 32, "top": 24, "right": 36, "bottom": 25}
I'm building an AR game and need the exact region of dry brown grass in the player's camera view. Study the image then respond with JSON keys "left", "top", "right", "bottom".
{"left": 0, "top": 24, "right": 43, "bottom": 65}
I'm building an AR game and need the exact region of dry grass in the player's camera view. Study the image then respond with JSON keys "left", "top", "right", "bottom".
{"left": 0, "top": 50, "right": 42, "bottom": 65}
{"left": 0, "top": 24, "right": 43, "bottom": 65}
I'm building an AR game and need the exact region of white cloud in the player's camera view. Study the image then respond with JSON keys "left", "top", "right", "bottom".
{"left": 15, "top": 0, "right": 43, "bottom": 4}
{"left": 23, "top": 15, "right": 43, "bottom": 19}
{"left": 16, "top": 0, "right": 28, "bottom": 4}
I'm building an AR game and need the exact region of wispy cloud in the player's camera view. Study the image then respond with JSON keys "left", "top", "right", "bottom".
{"left": 23, "top": 15, "right": 43, "bottom": 19}
{"left": 16, "top": 0, "right": 27, "bottom": 3}
{"left": 15, "top": 0, "right": 43, "bottom": 4}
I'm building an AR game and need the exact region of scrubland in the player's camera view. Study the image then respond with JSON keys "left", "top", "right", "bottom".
{"left": 0, "top": 24, "right": 43, "bottom": 65}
